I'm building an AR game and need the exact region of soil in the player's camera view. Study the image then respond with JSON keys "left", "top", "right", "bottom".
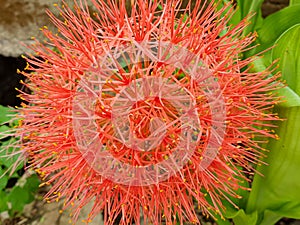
{"left": 262, "top": 0, "right": 290, "bottom": 17}
{"left": 0, "top": 0, "right": 298, "bottom": 225}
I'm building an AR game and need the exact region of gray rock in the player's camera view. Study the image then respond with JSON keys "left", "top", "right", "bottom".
{"left": 0, "top": 0, "right": 85, "bottom": 57}
{"left": 0, "top": 0, "right": 52, "bottom": 57}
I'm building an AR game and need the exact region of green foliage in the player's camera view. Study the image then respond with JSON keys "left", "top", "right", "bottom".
{"left": 0, "top": 105, "right": 40, "bottom": 217}
{"left": 252, "top": 5, "right": 300, "bottom": 57}
{"left": 246, "top": 106, "right": 300, "bottom": 225}
{"left": 290, "top": 0, "right": 300, "bottom": 6}
{"left": 0, "top": 105, "right": 12, "bottom": 124}
{"left": 235, "top": 0, "right": 265, "bottom": 35}
{"left": 272, "top": 25, "right": 300, "bottom": 95}
{"left": 245, "top": 23, "right": 300, "bottom": 225}
{"left": 212, "top": 1, "right": 300, "bottom": 225}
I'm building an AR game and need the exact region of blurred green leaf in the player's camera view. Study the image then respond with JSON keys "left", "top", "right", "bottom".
{"left": 0, "top": 172, "right": 39, "bottom": 215}
{"left": 290, "top": 0, "right": 300, "bottom": 5}
{"left": 0, "top": 168, "right": 8, "bottom": 190}
{"left": 0, "top": 125, "right": 10, "bottom": 139}
{"left": 0, "top": 191, "right": 8, "bottom": 211}
{"left": 23, "top": 174, "right": 40, "bottom": 203}
{"left": 0, "top": 105, "right": 13, "bottom": 124}
{"left": 0, "top": 139, "right": 22, "bottom": 170}
{"left": 7, "top": 186, "right": 29, "bottom": 213}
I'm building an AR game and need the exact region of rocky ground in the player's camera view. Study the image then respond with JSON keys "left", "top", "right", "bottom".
{"left": 0, "top": 0, "right": 297, "bottom": 224}
{"left": 0, "top": 200, "right": 104, "bottom": 225}
{"left": 1, "top": 199, "right": 300, "bottom": 225}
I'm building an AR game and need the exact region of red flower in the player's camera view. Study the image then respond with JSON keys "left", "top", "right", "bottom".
{"left": 13, "top": 0, "right": 280, "bottom": 224}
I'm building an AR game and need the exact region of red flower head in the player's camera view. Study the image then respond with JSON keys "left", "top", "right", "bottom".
{"left": 13, "top": 0, "right": 280, "bottom": 224}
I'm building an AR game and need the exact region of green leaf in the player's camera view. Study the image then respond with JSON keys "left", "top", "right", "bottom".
{"left": 0, "top": 105, "right": 13, "bottom": 124}
{"left": 223, "top": 207, "right": 257, "bottom": 225}
{"left": 0, "top": 125, "right": 10, "bottom": 139}
{"left": 248, "top": 57, "right": 300, "bottom": 108}
{"left": 232, "top": 210, "right": 258, "bottom": 225}
{"left": 213, "top": 175, "right": 252, "bottom": 224}
{"left": 215, "top": 0, "right": 241, "bottom": 27}
{"left": 219, "top": 194, "right": 258, "bottom": 225}
{"left": 0, "top": 168, "right": 8, "bottom": 190}
{"left": 246, "top": 24, "right": 300, "bottom": 224}
{"left": 235, "top": 0, "right": 264, "bottom": 35}
{"left": 276, "top": 86, "right": 300, "bottom": 107}
{"left": 250, "top": 203, "right": 300, "bottom": 225}
{"left": 7, "top": 186, "right": 29, "bottom": 213}
{"left": 272, "top": 24, "right": 300, "bottom": 95}
{"left": 260, "top": 210, "right": 293, "bottom": 225}
{"left": 216, "top": 218, "right": 232, "bottom": 225}
{"left": 246, "top": 111, "right": 300, "bottom": 219}
{"left": 236, "top": 0, "right": 263, "bottom": 18}
{"left": 0, "top": 191, "right": 8, "bottom": 211}
{"left": 0, "top": 139, "right": 22, "bottom": 170}
{"left": 290, "top": 0, "right": 300, "bottom": 5}
{"left": 254, "top": 5, "right": 300, "bottom": 55}
{"left": 23, "top": 174, "right": 40, "bottom": 203}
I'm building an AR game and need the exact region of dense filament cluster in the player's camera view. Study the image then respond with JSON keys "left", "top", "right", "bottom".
{"left": 9, "top": 0, "right": 282, "bottom": 224}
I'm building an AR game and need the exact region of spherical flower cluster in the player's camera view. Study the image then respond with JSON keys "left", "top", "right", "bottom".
{"left": 14, "top": 0, "right": 280, "bottom": 224}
